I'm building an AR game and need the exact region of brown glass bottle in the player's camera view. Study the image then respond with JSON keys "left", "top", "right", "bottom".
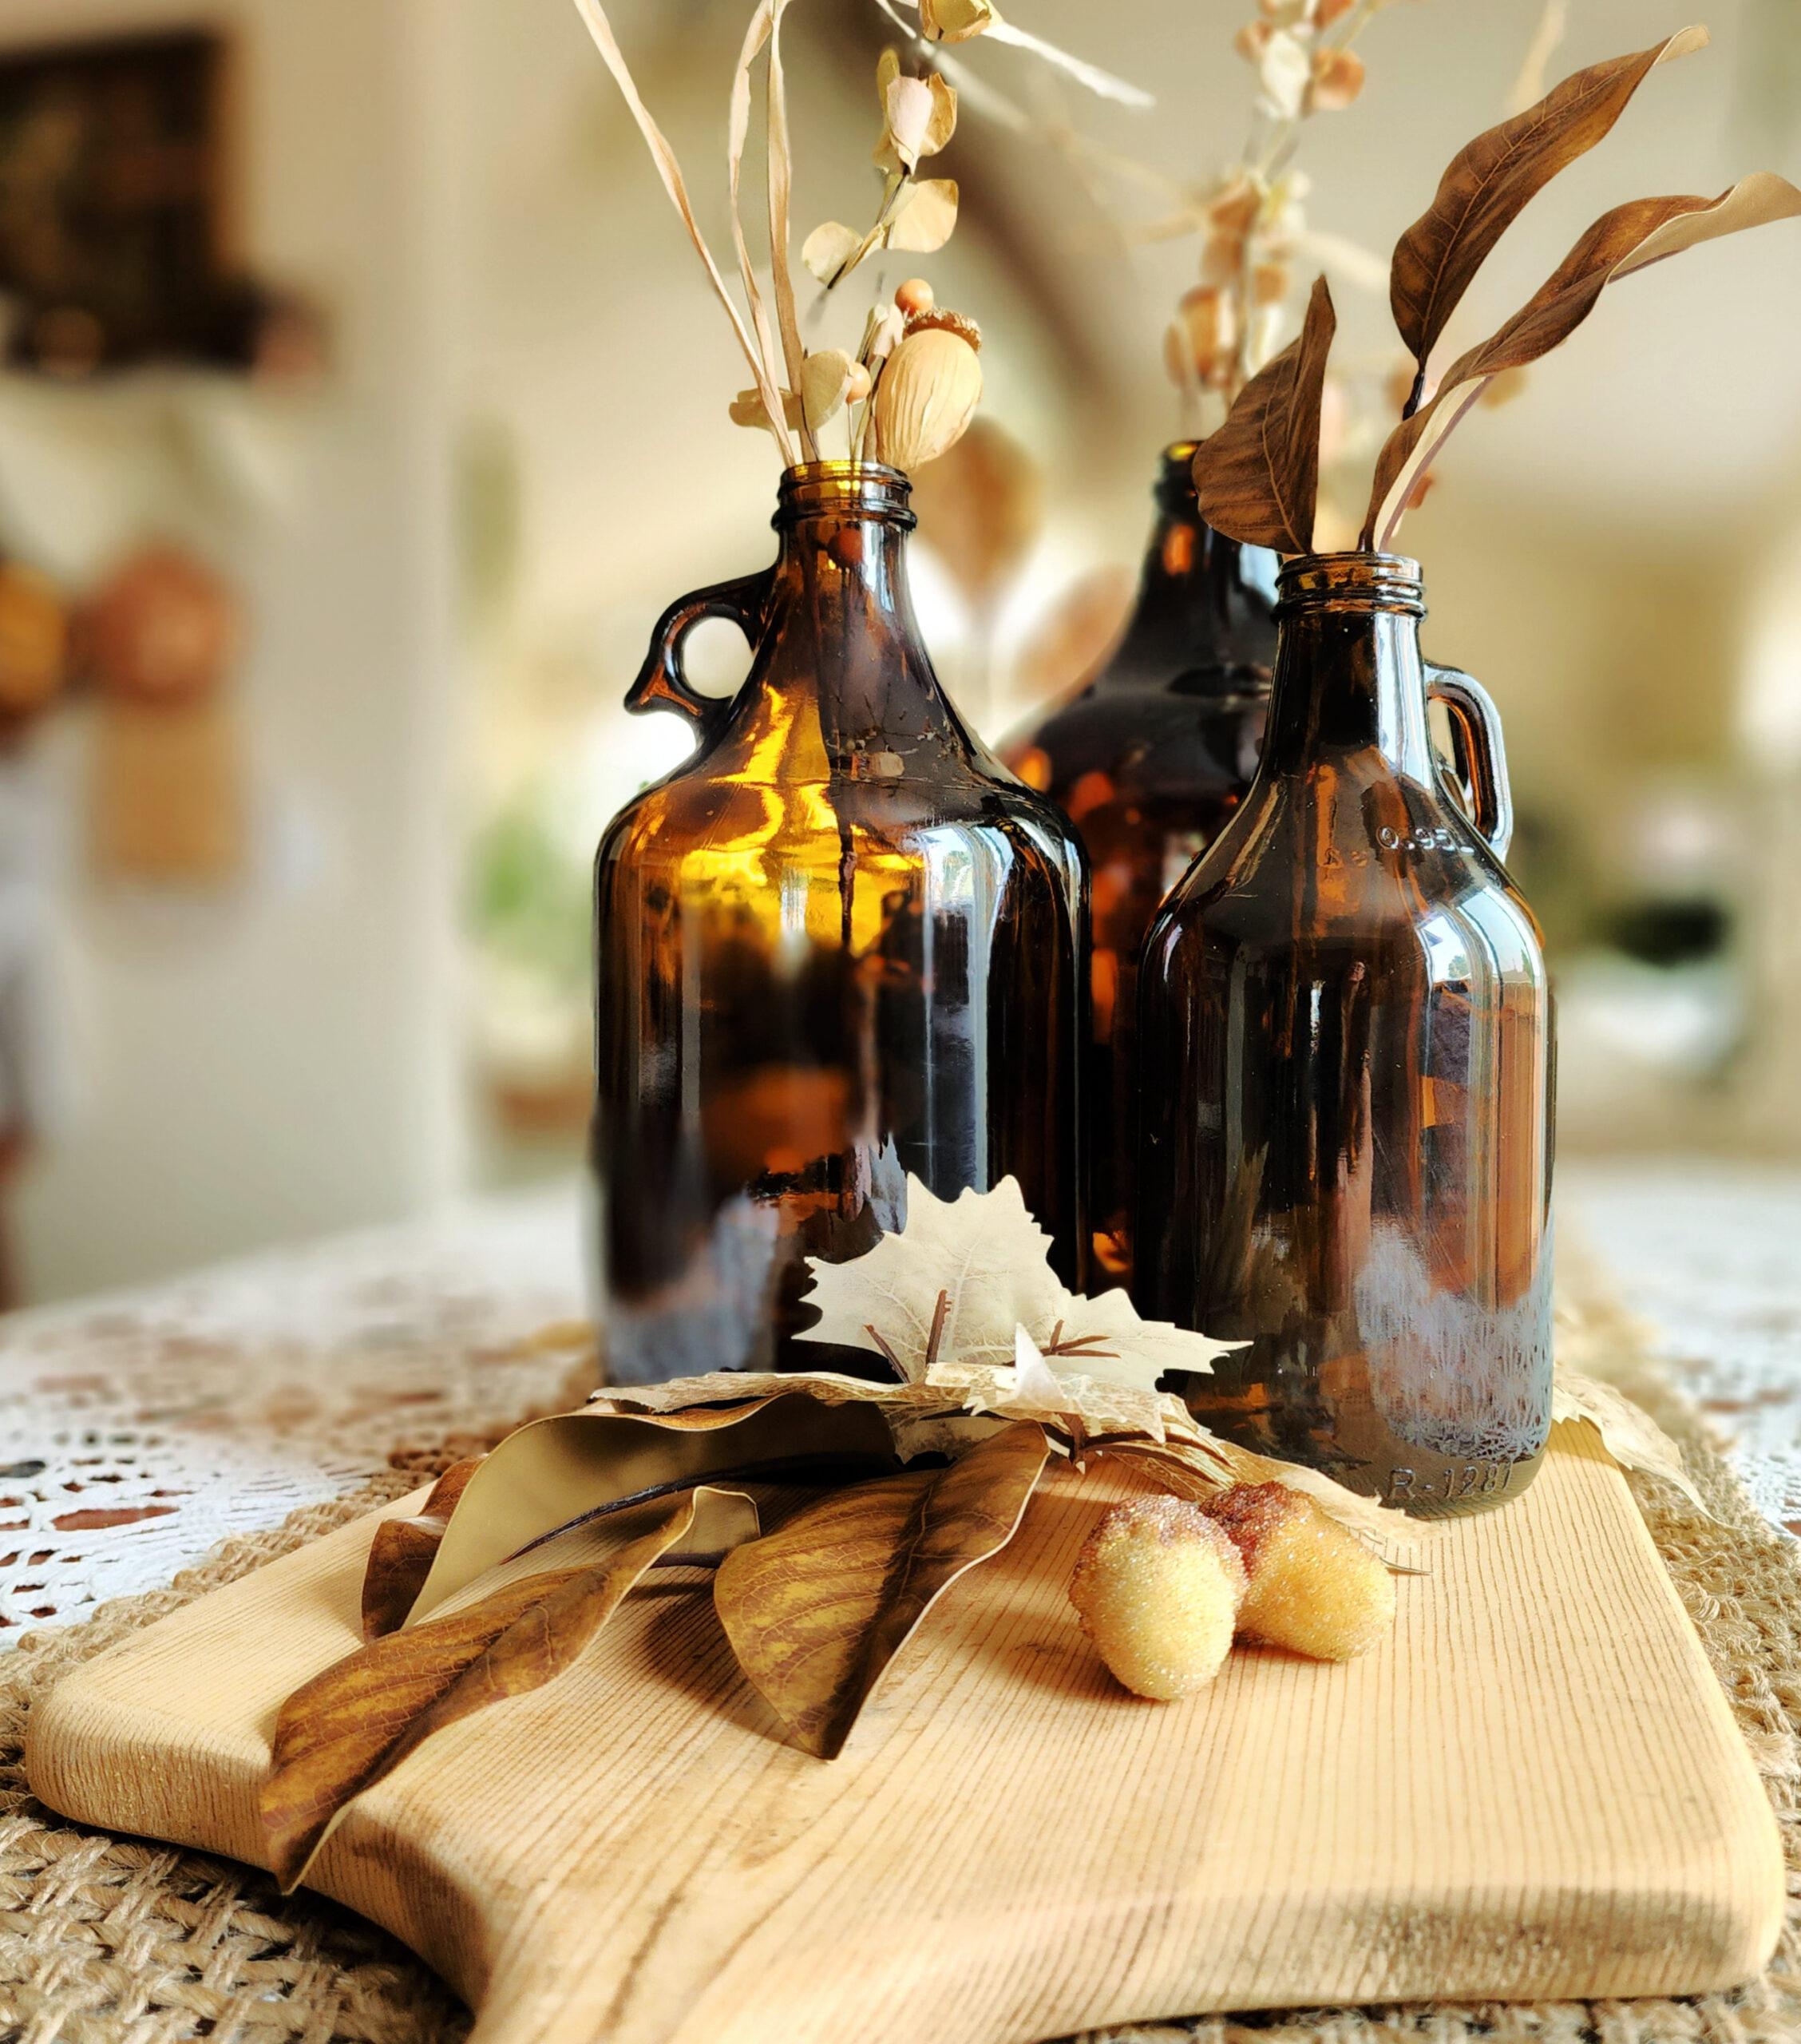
{"left": 592, "top": 463, "right": 1084, "bottom": 1384}
{"left": 1134, "top": 553, "right": 1553, "bottom": 1519}
{"left": 1003, "top": 445, "right": 1277, "bottom": 1285}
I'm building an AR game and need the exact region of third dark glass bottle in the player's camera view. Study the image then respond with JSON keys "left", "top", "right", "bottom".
{"left": 1134, "top": 552, "right": 1554, "bottom": 1518}
{"left": 1003, "top": 444, "right": 1277, "bottom": 1284}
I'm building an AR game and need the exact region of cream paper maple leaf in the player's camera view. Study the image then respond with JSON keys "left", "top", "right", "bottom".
{"left": 794, "top": 1173, "right": 1237, "bottom": 1392}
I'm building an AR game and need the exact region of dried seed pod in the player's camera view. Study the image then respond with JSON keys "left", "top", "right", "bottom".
{"left": 1069, "top": 1495, "right": 1247, "bottom": 1701}
{"left": 920, "top": 0, "right": 995, "bottom": 43}
{"left": 871, "top": 325, "right": 983, "bottom": 471}
{"left": 1201, "top": 1483, "right": 1395, "bottom": 1662}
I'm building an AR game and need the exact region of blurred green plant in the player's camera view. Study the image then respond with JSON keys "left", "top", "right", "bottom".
{"left": 466, "top": 794, "right": 592, "bottom": 999}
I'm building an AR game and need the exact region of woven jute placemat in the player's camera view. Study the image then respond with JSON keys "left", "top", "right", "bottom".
{"left": 3, "top": 1322, "right": 1799, "bottom": 2044}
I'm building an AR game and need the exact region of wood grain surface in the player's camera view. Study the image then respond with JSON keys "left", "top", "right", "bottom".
{"left": 26, "top": 1425, "right": 1783, "bottom": 2044}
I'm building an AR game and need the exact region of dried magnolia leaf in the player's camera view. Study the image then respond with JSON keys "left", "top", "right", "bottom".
{"left": 1389, "top": 28, "right": 1708, "bottom": 377}
{"left": 886, "top": 177, "right": 960, "bottom": 253}
{"left": 1193, "top": 273, "right": 1336, "bottom": 553}
{"left": 360, "top": 1457, "right": 483, "bottom": 1641}
{"left": 1366, "top": 172, "right": 1801, "bottom": 548}
{"left": 1552, "top": 1365, "right": 1709, "bottom": 1516}
{"left": 714, "top": 1420, "right": 1051, "bottom": 1757}
{"left": 1104, "top": 1430, "right": 1418, "bottom": 1555}
{"left": 802, "top": 221, "right": 864, "bottom": 285}
{"left": 263, "top": 1487, "right": 760, "bottom": 1890}
{"left": 568, "top": 0, "right": 793, "bottom": 461}
{"left": 409, "top": 1393, "right": 898, "bottom": 1624}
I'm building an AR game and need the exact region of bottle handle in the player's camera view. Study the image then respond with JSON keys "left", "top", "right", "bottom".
{"left": 1426, "top": 663, "right": 1514, "bottom": 862}
{"left": 625, "top": 569, "right": 774, "bottom": 738}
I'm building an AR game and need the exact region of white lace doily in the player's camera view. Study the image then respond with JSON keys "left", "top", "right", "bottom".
{"left": 1562, "top": 1159, "right": 1801, "bottom": 1537}
{"left": 5, "top": 1163, "right": 1797, "bottom": 1645}
{"left": 1, "top": 1184, "right": 592, "bottom": 1641}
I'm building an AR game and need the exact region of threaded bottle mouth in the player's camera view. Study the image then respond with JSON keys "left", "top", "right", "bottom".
{"left": 776, "top": 461, "right": 915, "bottom": 528}
{"left": 1277, "top": 550, "right": 1424, "bottom": 617}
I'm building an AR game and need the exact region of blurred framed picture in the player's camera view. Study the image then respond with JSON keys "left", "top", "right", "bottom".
{"left": 0, "top": 29, "right": 239, "bottom": 374}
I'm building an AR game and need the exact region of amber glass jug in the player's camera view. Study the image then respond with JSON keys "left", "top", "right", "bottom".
{"left": 1003, "top": 444, "right": 1277, "bottom": 1284}
{"left": 592, "top": 463, "right": 1084, "bottom": 1383}
{"left": 1134, "top": 553, "right": 1553, "bottom": 1518}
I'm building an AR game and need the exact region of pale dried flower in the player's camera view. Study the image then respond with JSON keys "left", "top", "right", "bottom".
{"left": 1251, "top": 258, "right": 1292, "bottom": 305}
{"left": 1163, "top": 284, "right": 1240, "bottom": 389}
{"left": 1200, "top": 230, "right": 1246, "bottom": 285}
{"left": 1206, "top": 173, "right": 1264, "bottom": 238}
{"left": 1255, "top": 30, "right": 1313, "bottom": 119}
{"left": 872, "top": 324, "right": 984, "bottom": 469}
{"left": 877, "top": 51, "right": 957, "bottom": 171}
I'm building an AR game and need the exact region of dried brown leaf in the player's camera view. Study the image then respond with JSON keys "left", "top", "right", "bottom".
{"left": 1552, "top": 1365, "right": 1710, "bottom": 1517}
{"left": 360, "top": 1457, "right": 482, "bottom": 1641}
{"left": 569, "top": 0, "right": 793, "bottom": 461}
{"left": 409, "top": 1393, "right": 899, "bottom": 1623}
{"left": 1389, "top": 28, "right": 1707, "bottom": 377}
{"left": 1366, "top": 172, "right": 1801, "bottom": 547}
{"left": 714, "top": 1420, "right": 1051, "bottom": 1757}
{"left": 1193, "top": 272, "right": 1336, "bottom": 553}
{"left": 263, "top": 1487, "right": 760, "bottom": 1891}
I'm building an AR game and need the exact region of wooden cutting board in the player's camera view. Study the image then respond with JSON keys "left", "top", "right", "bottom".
{"left": 26, "top": 1424, "right": 1782, "bottom": 2044}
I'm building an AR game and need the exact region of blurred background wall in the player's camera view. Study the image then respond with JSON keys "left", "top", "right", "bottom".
{"left": 0, "top": 0, "right": 1796, "bottom": 1304}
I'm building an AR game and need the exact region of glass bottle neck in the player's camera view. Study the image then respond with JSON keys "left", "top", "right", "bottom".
{"left": 1097, "top": 443, "right": 1277, "bottom": 697}
{"left": 1261, "top": 576, "right": 1437, "bottom": 783}
{"left": 754, "top": 465, "right": 966, "bottom": 755}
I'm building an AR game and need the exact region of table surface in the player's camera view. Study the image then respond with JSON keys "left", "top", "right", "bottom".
{"left": 5, "top": 1161, "right": 1799, "bottom": 1644}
